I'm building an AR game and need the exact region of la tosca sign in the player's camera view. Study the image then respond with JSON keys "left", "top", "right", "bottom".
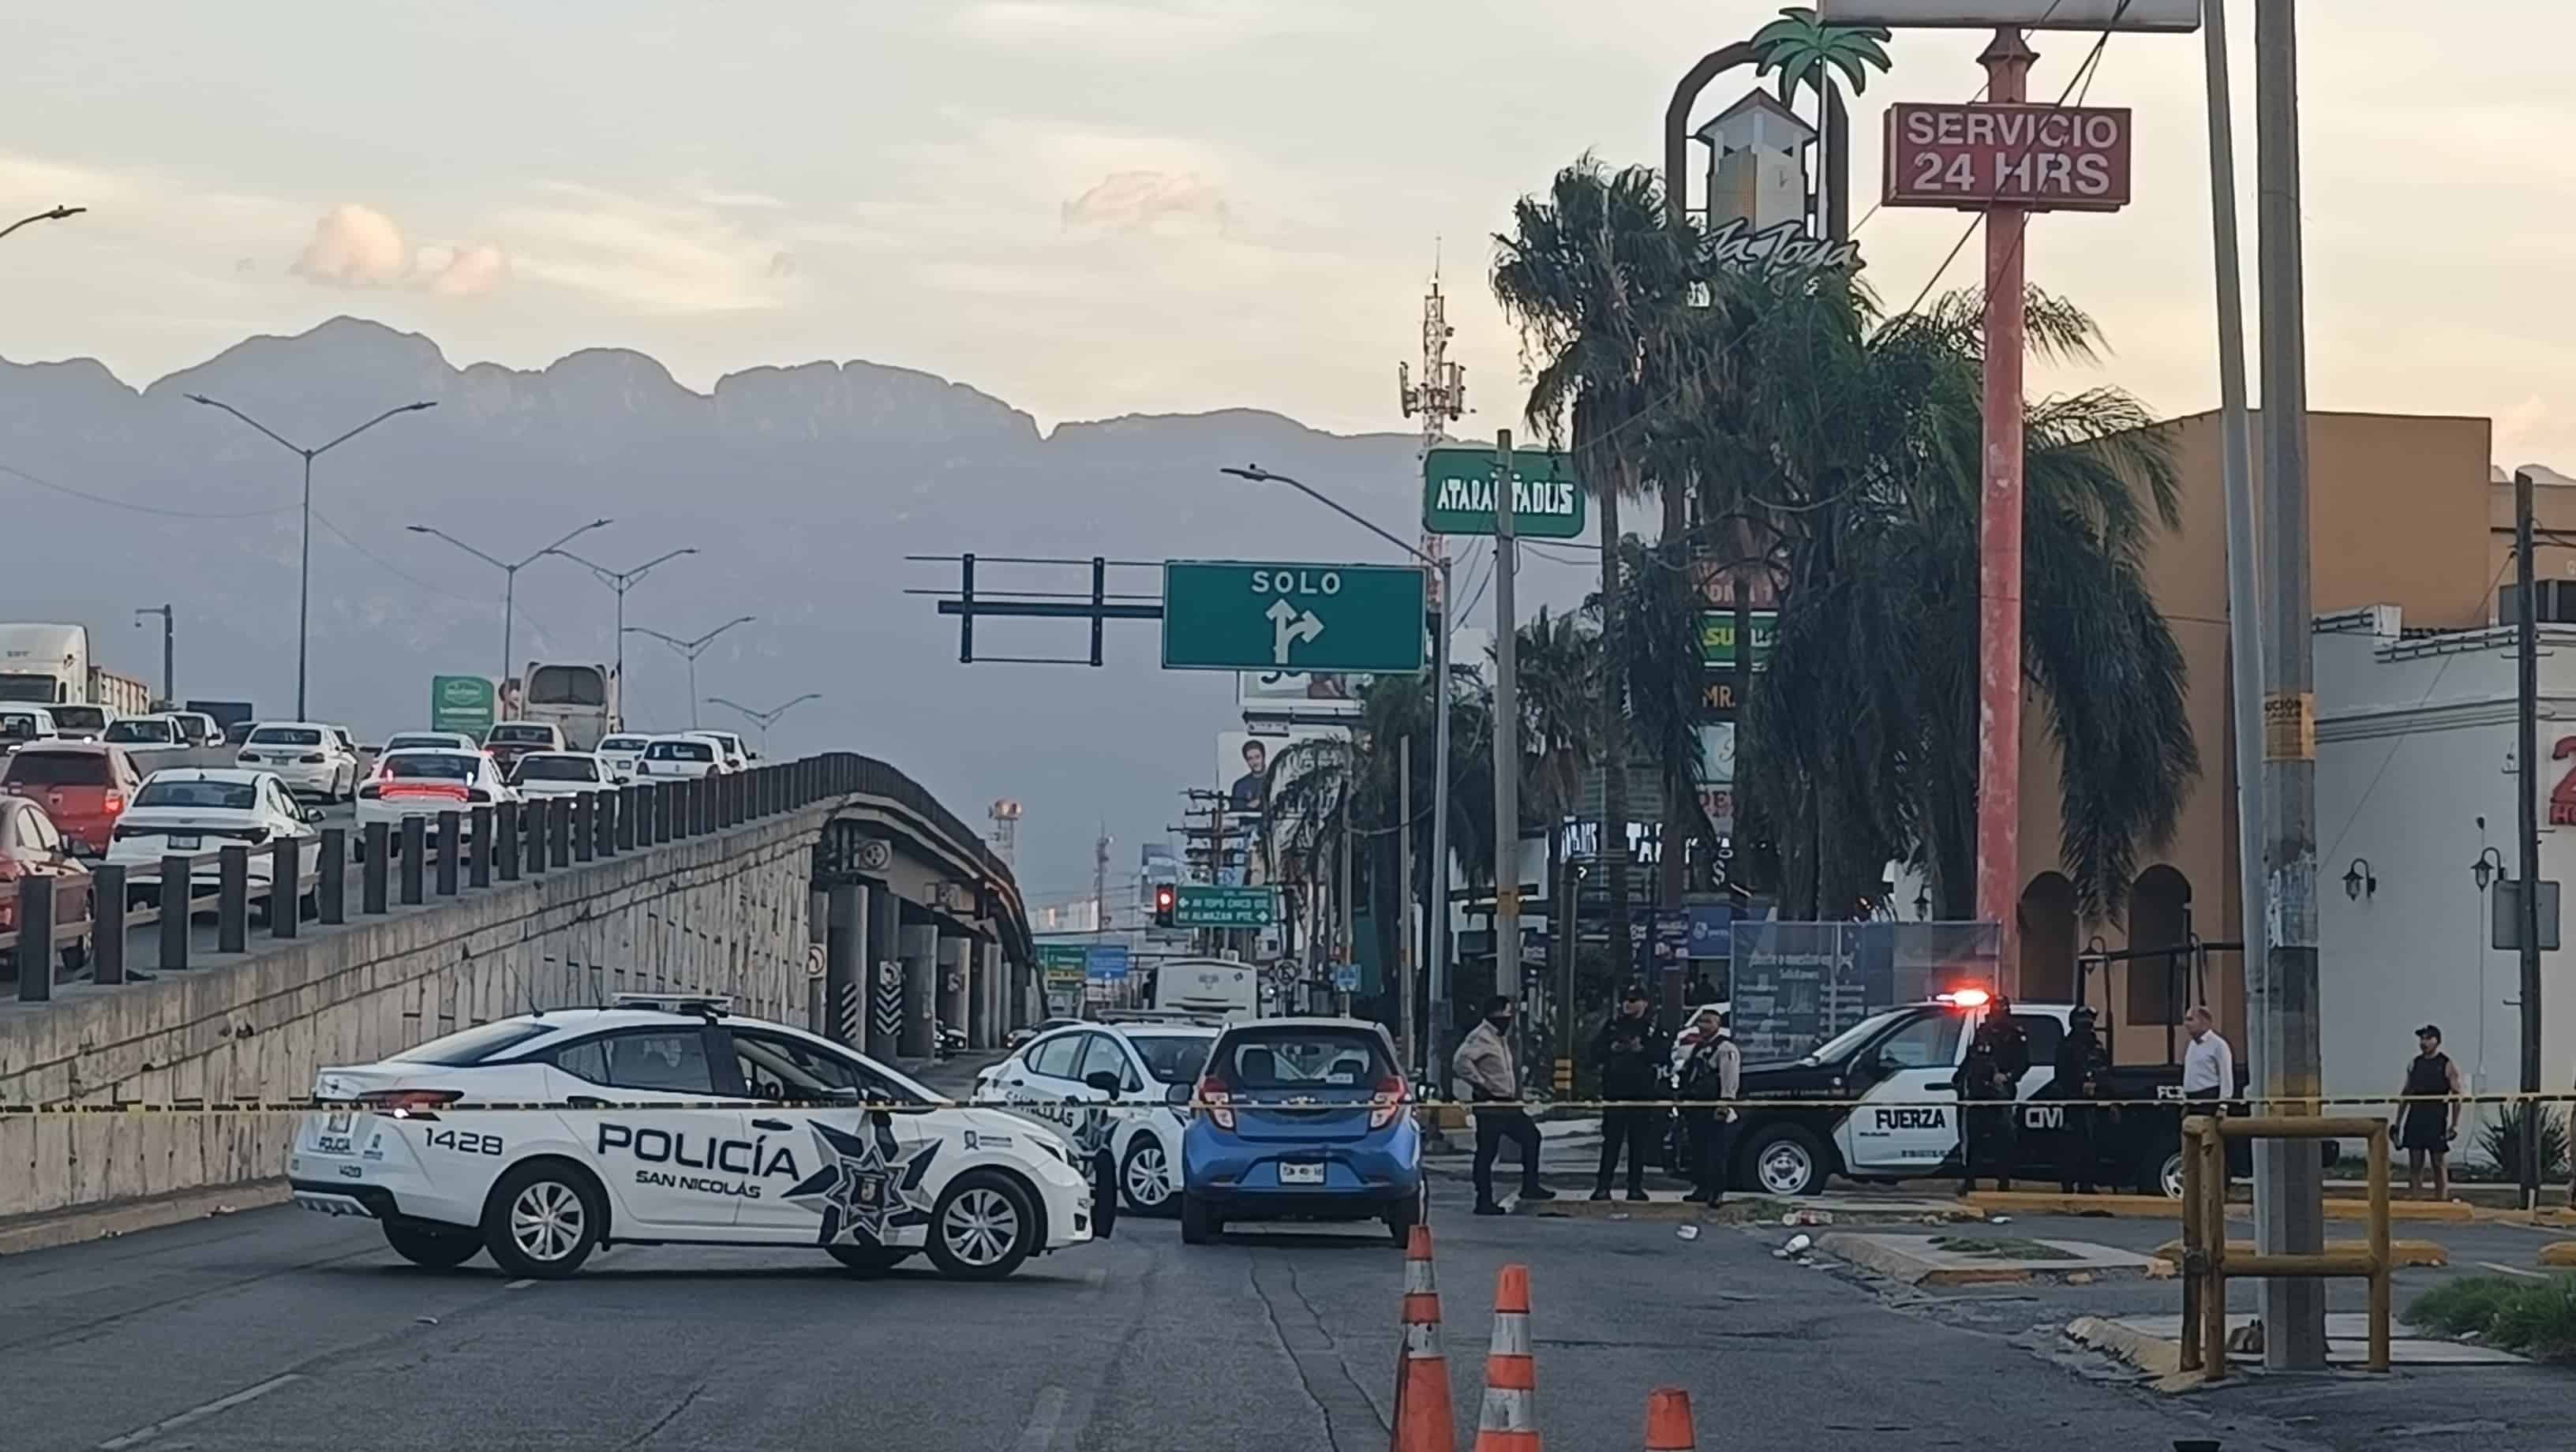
{"left": 1422, "top": 446, "right": 1586, "bottom": 540}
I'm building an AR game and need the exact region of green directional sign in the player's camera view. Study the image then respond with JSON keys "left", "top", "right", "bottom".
{"left": 430, "top": 674, "right": 496, "bottom": 738}
{"left": 1421, "top": 446, "right": 1586, "bottom": 540}
{"left": 1038, "top": 945, "right": 1088, "bottom": 989}
{"left": 1173, "top": 884, "right": 1279, "bottom": 928}
{"left": 1162, "top": 561, "right": 1427, "bottom": 675}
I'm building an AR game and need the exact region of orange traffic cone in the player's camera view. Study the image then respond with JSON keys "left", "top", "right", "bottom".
{"left": 1391, "top": 1225, "right": 1455, "bottom": 1452}
{"left": 1643, "top": 1388, "right": 1694, "bottom": 1451}
{"left": 1472, "top": 1265, "right": 1538, "bottom": 1451}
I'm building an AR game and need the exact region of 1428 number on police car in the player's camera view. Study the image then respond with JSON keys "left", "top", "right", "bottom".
{"left": 425, "top": 1128, "right": 503, "bottom": 1156}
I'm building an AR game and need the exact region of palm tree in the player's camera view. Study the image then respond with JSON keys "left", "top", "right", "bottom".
{"left": 1714, "top": 278, "right": 2199, "bottom": 923}
{"left": 1749, "top": 6, "right": 1894, "bottom": 241}
{"left": 1507, "top": 606, "right": 1601, "bottom": 824}
{"left": 1492, "top": 158, "right": 1698, "bottom": 954}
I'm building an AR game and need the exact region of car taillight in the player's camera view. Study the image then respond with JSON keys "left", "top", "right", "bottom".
{"left": 1196, "top": 1076, "right": 1235, "bottom": 1130}
{"left": 1368, "top": 1073, "right": 1410, "bottom": 1130}
{"left": 358, "top": 783, "right": 383, "bottom": 799}
{"left": 299, "top": 754, "right": 325, "bottom": 764}
{"left": 354, "top": 1089, "right": 462, "bottom": 1119}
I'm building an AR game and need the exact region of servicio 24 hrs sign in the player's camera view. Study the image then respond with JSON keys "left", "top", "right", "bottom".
{"left": 1882, "top": 103, "right": 2132, "bottom": 213}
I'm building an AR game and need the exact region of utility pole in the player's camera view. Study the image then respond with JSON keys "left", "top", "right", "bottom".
{"left": 133, "top": 605, "right": 174, "bottom": 707}
{"left": 1338, "top": 769, "right": 1354, "bottom": 1017}
{"left": 1094, "top": 825, "right": 1111, "bottom": 934}
{"left": 549, "top": 546, "right": 698, "bottom": 719}
{"left": 1972, "top": 26, "right": 2037, "bottom": 993}
{"left": 2254, "top": 0, "right": 2328, "bottom": 1371}
{"left": 1400, "top": 736, "right": 1416, "bottom": 1074}
{"left": 1492, "top": 429, "right": 1522, "bottom": 1026}
{"left": 2514, "top": 468, "right": 2544, "bottom": 1208}
{"left": 2203, "top": 0, "right": 2269, "bottom": 1177}
{"left": 621, "top": 618, "right": 757, "bottom": 728}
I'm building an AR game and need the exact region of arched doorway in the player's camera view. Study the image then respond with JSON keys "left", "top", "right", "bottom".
{"left": 2017, "top": 872, "right": 2078, "bottom": 1002}
{"left": 2127, "top": 866, "right": 2194, "bottom": 1029}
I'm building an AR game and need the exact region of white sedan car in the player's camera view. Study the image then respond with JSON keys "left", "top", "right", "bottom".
{"left": 287, "top": 999, "right": 1099, "bottom": 1280}
{"left": 237, "top": 721, "right": 361, "bottom": 801}
{"left": 507, "top": 751, "right": 613, "bottom": 800}
{"left": 356, "top": 748, "right": 515, "bottom": 842}
{"left": 594, "top": 734, "right": 653, "bottom": 783}
{"left": 384, "top": 731, "right": 480, "bottom": 755}
{"left": 107, "top": 769, "right": 320, "bottom": 909}
{"left": 973, "top": 1019, "right": 1216, "bottom": 1216}
{"left": 635, "top": 735, "right": 723, "bottom": 780}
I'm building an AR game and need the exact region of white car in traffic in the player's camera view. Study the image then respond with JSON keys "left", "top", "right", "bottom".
{"left": 384, "top": 731, "right": 481, "bottom": 755}
{"left": 356, "top": 748, "right": 515, "bottom": 843}
{"left": 0, "top": 706, "right": 58, "bottom": 756}
{"left": 635, "top": 735, "right": 724, "bottom": 780}
{"left": 107, "top": 769, "right": 320, "bottom": 910}
{"left": 287, "top": 998, "right": 1100, "bottom": 1280}
{"left": 508, "top": 751, "right": 613, "bottom": 800}
{"left": 238, "top": 721, "right": 361, "bottom": 802}
{"left": 972, "top": 1017, "right": 1217, "bottom": 1216}
{"left": 594, "top": 734, "right": 652, "bottom": 783}
{"left": 694, "top": 730, "right": 751, "bottom": 772}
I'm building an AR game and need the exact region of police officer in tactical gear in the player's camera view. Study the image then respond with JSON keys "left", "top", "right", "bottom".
{"left": 1953, "top": 997, "right": 2031, "bottom": 1193}
{"left": 2054, "top": 1005, "right": 2108, "bottom": 1194}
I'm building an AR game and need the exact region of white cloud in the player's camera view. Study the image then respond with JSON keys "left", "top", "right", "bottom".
{"left": 496, "top": 183, "right": 791, "bottom": 313}
{"left": 950, "top": 0, "right": 1354, "bottom": 54}
{"left": 290, "top": 202, "right": 409, "bottom": 286}
{"left": 1061, "top": 170, "right": 1230, "bottom": 234}
{"left": 422, "top": 242, "right": 508, "bottom": 296}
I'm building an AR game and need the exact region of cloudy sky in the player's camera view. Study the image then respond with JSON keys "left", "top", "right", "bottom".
{"left": 2, "top": 0, "right": 2568, "bottom": 466}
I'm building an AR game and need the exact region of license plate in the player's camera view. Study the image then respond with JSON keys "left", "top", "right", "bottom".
{"left": 168, "top": 833, "right": 201, "bottom": 851}
{"left": 325, "top": 1110, "right": 354, "bottom": 1133}
{"left": 239, "top": 754, "right": 260, "bottom": 762}
{"left": 1279, "top": 1161, "right": 1326, "bottom": 1185}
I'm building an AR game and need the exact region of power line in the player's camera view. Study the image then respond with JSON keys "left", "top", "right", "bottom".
{"left": 0, "top": 458, "right": 296, "bottom": 519}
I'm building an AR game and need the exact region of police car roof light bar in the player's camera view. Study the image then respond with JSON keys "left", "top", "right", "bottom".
{"left": 610, "top": 992, "right": 736, "bottom": 1017}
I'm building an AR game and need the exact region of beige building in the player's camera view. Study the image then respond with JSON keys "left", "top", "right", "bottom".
{"left": 2008, "top": 410, "right": 2499, "bottom": 1065}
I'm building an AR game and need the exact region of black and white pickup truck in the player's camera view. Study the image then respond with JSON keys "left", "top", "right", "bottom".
{"left": 1724, "top": 993, "right": 2257, "bottom": 1198}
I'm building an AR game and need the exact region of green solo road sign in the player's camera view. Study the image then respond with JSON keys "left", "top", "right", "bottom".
{"left": 1038, "top": 945, "right": 1089, "bottom": 988}
{"left": 430, "top": 675, "right": 496, "bottom": 738}
{"left": 1173, "top": 884, "right": 1278, "bottom": 928}
{"left": 1421, "top": 446, "right": 1586, "bottom": 540}
{"left": 1162, "top": 561, "right": 1426, "bottom": 674}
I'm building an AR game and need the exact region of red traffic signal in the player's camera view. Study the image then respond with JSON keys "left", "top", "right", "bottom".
{"left": 1152, "top": 884, "right": 1177, "bottom": 926}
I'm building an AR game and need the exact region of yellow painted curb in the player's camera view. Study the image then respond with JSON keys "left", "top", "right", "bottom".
{"left": 1964, "top": 1189, "right": 2478, "bottom": 1222}
{"left": 2539, "top": 1241, "right": 2576, "bottom": 1268}
{"left": 2471, "top": 1206, "right": 2576, "bottom": 1228}
{"left": 2155, "top": 1237, "right": 2448, "bottom": 1268}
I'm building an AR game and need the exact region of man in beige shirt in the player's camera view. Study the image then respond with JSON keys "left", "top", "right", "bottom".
{"left": 1452, "top": 994, "right": 1556, "bottom": 1214}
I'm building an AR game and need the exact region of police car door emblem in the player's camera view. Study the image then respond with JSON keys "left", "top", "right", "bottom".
{"left": 782, "top": 1118, "right": 940, "bottom": 1246}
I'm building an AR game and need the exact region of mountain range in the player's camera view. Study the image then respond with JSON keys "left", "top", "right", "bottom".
{"left": 0, "top": 317, "right": 1578, "bottom": 901}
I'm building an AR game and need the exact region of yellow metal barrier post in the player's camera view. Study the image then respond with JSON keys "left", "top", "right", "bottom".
{"left": 2180, "top": 1115, "right": 2392, "bottom": 1379}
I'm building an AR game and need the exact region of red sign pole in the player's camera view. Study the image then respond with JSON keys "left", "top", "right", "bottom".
{"left": 1974, "top": 26, "right": 2036, "bottom": 994}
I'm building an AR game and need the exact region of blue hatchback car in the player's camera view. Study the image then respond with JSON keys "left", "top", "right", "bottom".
{"left": 1178, "top": 1017, "right": 1421, "bottom": 1245}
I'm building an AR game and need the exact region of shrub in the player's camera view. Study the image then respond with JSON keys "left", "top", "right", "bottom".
{"left": 2477, "top": 1106, "right": 2570, "bottom": 1182}
{"left": 2405, "top": 1275, "right": 2576, "bottom": 1364}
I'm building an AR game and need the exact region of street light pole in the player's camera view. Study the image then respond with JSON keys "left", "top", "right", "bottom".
{"left": 189, "top": 395, "right": 437, "bottom": 717}
{"left": 1219, "top": 463, "right": 1453, "bottom": 1074}
{"left": 406, "top": 519, "right": 615, "bottom": 692}
{"left": 705, "top": 693, "right": 820, "bottom": 755}
{"left": 624, "top": 619, "right": 758, "bottom": 728}
{"left": 546, "top": 547, "right": 698, "bottom": 721}
{"left": 133, "top": 605, "right": 174, "bottom": 707}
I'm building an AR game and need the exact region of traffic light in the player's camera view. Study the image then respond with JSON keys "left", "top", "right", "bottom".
{"left": 1152, "top": 883, "right": 1177, "bottom": 927}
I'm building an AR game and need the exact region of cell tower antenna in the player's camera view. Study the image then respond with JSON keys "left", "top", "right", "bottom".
{"left": 1397, "top": 242, "right": 1468, "bottom": 601}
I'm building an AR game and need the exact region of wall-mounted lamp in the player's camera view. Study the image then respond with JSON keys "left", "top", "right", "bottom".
{"left": 2472, "top": 847, "right": 2508, "bottom": 893}
{"left": 2343, "top": 859, "right": 2378, "bottom": 901}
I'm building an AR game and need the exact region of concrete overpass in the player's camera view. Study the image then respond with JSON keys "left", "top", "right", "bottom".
{"left": 0, "top": 751, "right": 1029, "bottom": 1247}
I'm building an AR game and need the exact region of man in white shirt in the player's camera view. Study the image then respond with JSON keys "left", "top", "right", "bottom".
{"left": 2182, "top": 1006, "right": 2235, "bottom": 1102}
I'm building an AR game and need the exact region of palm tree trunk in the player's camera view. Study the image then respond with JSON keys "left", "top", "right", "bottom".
{"left": 1599, "top": 469, "right": 1631, "bottom": 973}
{"left": 1658, "top": 476, "right": 1691, "bottom": 922}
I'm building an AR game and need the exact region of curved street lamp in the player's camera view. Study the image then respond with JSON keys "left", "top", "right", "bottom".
{"left": 190, "top": 394, "right": 438, "bottom": 717}
{"left": 545, "top": 546, "right": 698, "bottom": 703}
{"left": 405, "top": 518, "right": 613, "bottom": 689}
{"left": 0, "top": 204, "right": 85, "bottom": 241}
{"left": 623, "top": 618, "right": 757, "bottom": 728}
{"left": 704, "top": 692, "right": 821, "bottom": 755}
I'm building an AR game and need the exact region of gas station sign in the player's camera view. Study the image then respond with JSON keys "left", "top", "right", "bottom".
{"left": 1883, "top": 103, "right": 2132, "bottom": 212}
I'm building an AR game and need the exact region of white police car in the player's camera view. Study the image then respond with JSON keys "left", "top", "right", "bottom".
{"left": 970, "top": 1015, "right": 1218, "bottom": 1216}
{"left": 286, "top": 996, "right": 1097, "bottom": 1281}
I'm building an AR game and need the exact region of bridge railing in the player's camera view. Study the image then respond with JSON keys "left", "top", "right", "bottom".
{"left": 2, "top": 753, "right": 1024, "bottom": 1004}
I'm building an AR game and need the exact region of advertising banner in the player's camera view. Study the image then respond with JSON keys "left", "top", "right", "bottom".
{"left": 1217, "top": 726, "right": 1346, "bottom": 820}
{"left": 1238, "top": 668, "right": 1371, "bottom": 719}
{"left": 431, "top": 675, "right": 496, "bottom": 738}
{"left": 1883, "top": 103, "right": 2134, "bottom": 213}
{"left": 1819, "top": 0, "right": 2199, "bottom": 29}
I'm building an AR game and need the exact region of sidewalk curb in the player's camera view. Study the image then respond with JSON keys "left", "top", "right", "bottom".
{"left": 0, "top": 1179, "right": 288, "bottom": 1257}
{"left": 2065, "top": 1315, "right": 2189, "bottom": 1383}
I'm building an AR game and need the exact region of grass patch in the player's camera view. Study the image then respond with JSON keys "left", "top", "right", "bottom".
{"left": 1928, "top": 1235, "right": 2077, "bottom": 1261}
{"left": 2404, "top": 1275, "right": 2576, "bottom": 1363}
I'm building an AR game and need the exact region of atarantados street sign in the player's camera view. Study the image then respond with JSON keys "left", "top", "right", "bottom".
{"left": 1818, "top": 1, "right": 2200, "bottom": 30}
{"left": 1884, "top": 103, "right": 2133, "bottom": 213}
{"left": 1422, "top": 446, "right": 1586, "bottom": 540}
{"left": 1162, "top": 561, "right": 1428, "bottom": 674}
{"left": 1173, "top": 885, "right": 1279, "bottom": 928}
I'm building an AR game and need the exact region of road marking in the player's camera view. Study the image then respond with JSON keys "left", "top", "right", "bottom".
{"left": 1012, "top": 1385, "right": 1069, "bottom": 1452}
{"left": 2477, "top": 1261, "right": 2548, "bottom": 1280}
{"left": 96, "top": 1373, "right": 302, "bottom": 1450}
{"left": 506, "top": 1278, "right": 536, "bottom": 1289}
